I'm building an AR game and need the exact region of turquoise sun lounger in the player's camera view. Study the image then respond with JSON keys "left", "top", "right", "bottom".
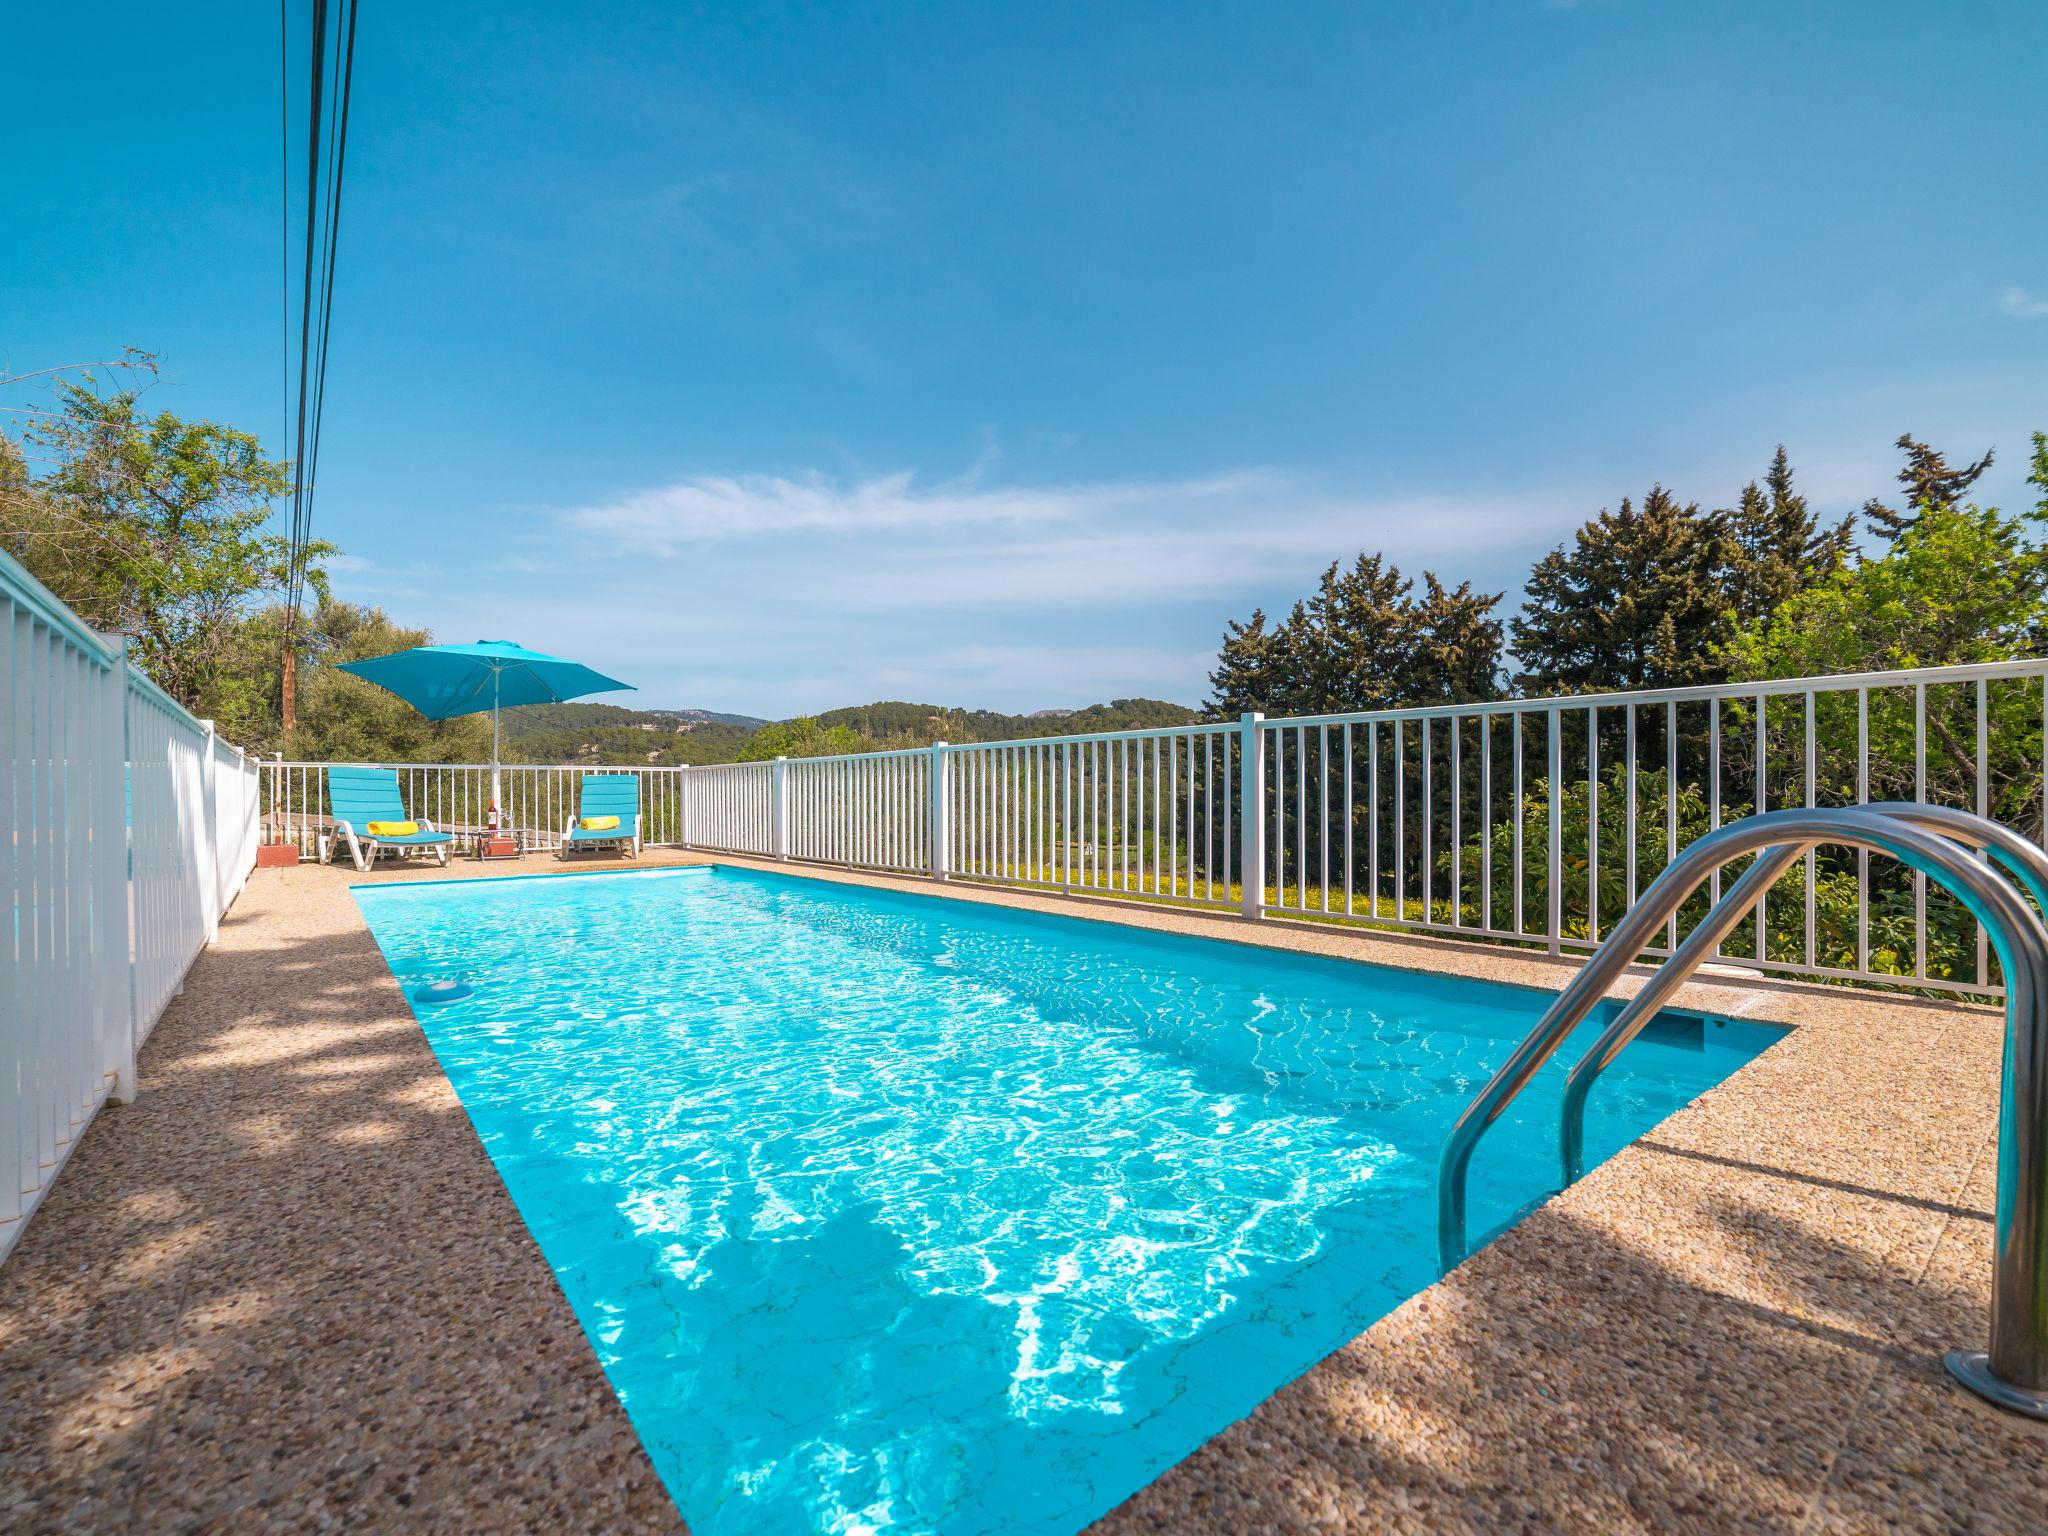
{"left": 321, "top": 765, "right": 455, "bottom": 872}
{"left": 560, "top": 774, "right": 640, "bottom": 859}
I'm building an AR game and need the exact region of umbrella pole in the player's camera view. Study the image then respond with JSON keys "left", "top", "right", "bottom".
{"left": 491, "top": 667, "right": 503, "bottom": 813}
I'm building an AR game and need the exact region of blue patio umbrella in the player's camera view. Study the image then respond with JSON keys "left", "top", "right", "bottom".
{"left": 336, "top": 640, "right": 634, "bottom": 808}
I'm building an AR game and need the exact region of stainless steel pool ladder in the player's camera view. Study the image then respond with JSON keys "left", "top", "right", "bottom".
{"left": 1434, "top": 803, "right": 2048, "bottom": 1420}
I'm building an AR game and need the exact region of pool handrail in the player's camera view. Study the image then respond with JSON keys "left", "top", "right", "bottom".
{"left": 1433, "top": 804, "right": 2048, "bottom": 1420}
{"left": 1559, "top": 801, "right": 2048, "bottom": 1188}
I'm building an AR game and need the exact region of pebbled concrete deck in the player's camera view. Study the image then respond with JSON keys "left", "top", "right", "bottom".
{"left": 2, "top": 851, "right": 2044, "bottom": 1533}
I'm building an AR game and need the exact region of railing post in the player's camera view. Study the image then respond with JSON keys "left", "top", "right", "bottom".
{"left": 233, "top": 744, "right": 251, "bottom": 892}
{"left": 1547, "top": 705, "right": 1563, "bottom": 955}
{"left": 199, "top": 719, "right": 221, "bottom": 942}
{"left": 678, "top": 765, "right": 693, "bottom": 849}
{"left": 99, "top": 639, "right": 138, "bottom": 1103}
{"left": 1239, "top": 711, "right": 1265, "bottom": 919}
{"left": 241, "top": 744, "right": 253, "bottom": 844}
{"left": 929, "top": 742, "right": 951, "bottom": 880}
{"left": 771, "top": 756, "right": 791, "bottom": 861}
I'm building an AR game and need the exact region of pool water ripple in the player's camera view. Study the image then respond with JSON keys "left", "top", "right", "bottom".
{"left": 355, "top": 867, "right": 1780, "bottom": 1536}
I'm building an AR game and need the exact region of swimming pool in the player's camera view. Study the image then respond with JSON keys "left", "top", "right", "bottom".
{"left": 354, "top": 866, "right": 1782, "bottom": 1536}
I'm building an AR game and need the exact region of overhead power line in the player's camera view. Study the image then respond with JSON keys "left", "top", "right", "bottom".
{"left": 302, "top": 0, "right": 360, "bottom": 570}
{"left": 286, "top": 0, "right": 327, "bottom": 641}
{"left": 280, "top": 0, "right": 291, "bottom": 485}
{"left": 280, "top": 0, "right": 361, "bottom": 734}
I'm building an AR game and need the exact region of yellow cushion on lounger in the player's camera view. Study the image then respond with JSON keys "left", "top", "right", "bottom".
{"left": 366, "top": 820, "right": 418, "bottom": 836}
{"left": 579, "top": 815, "right": 620, "bottom": 832}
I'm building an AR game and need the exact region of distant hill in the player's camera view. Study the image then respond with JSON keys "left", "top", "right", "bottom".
{"left": 495, "top": 696, "right": 1198, "bottom": 766}
{"left": 499, "top": 701, "right": 762, "bottom": 767}
{"left": 813, "top": 698, "right": 1199, "bottom": 745}
{"left": 661, "top": 706, "right": 770, "bottom": 730}
{"left": 500, "top": 702, "right": 767, "bottom": 738}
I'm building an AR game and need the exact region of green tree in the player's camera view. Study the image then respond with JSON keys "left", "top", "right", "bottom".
{"left": 193, "top": 601, "right": 293, "bottom": 748}
{"left": 1861, "top": 431, "right": 1996, "bottom": 542}
{"left": 1459, "top": 765, "right": 1716, "bottom": 939}
{"left": 1456, "top": 764, "right": 1975, "bottom": 984}
{"left": 809, "top": 698, "right": 1196, "bottom": 745}
{"left": 739, "top": 717, "right": 871, "bottom": 761}
{"left": 1, "top": 370, "right": 326, "bottom": 709}
{"left": 1511, "top": 486, "right": 1729, "bottom": 693}
{"left": 1287, "top": 553, "right": 1418, "bottom": 710}
{"left": 1206, "top": 609, "right": 1291, "bottom": 716}
{"left": 1721, "top": 446, "right": 1856, "bottom": 626}
{"left": 1033, "top": 698, "right": 1199, "bottom": 735}
{"left": 1725, "top": 436, "right": 2048, "bottom": 680}
{"left": 1206, "top": 553, "right": 1503, "bottom": 717}
{"left": 1407, "top": 573, "right": 1506, "bottom": 704}
{"left": 0, "top": 432, "right": 29, "bottom": 507}
{"left": 1724, "top": 429, "right": 2048, "bottom": 958}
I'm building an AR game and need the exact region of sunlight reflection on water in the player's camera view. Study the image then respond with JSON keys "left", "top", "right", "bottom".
{"left": 356, "top": 867, "right": 1780, "bottom": 1536}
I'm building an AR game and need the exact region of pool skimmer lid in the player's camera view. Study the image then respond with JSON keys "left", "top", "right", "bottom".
{"left": 413, "top": 980, "right": 475, "bottom": 1006}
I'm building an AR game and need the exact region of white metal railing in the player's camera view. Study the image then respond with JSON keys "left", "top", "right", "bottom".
{"left": 782, "top": 747, "right": 930, "bottom": 872}
{"left": 712, "top": 660, "right": 2047, "bottom": 1001}
{"left": 263, "top": 759, "right": 695, "bottom": 858}
{"left": 270, "top": 656, "right": 2048, "bottom": 1000}
{"left": 683, "top": 760, "right": 775, "bottom": 857}
{"left": 3, "top": 551, "right": 260, "bottom": 1264}
{"left": 1244, "top": 659, "right": 2048, "bottom": 998}
{"left": 938, "top": 724, "right": 1245, "bottom": 905}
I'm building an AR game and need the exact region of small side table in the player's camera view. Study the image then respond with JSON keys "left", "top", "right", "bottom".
{"left": 473, "top": 829, "right": 523, "bottom": 860}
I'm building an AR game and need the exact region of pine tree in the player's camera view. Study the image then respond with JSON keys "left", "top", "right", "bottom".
{"left": 1862, "top": 432, "right": 1995, "bottom": 540}
{"left": 1205, "top": 554, "right": 1503, "bottom": 716}
{"left": 1207, "top": 608, "right": 1288, "bottom": 716}
{"left": 1298, "top": 553, "right": 1420, "bottom": 712}
{"left": 1404, "top": 574, "right": 1506, "bottom": 704}
{"left": 1510, "top": 486, "right": 1729, "bottom": 693}
{"left": 1722, "top": 446, "right": 1856, "bottom": 625}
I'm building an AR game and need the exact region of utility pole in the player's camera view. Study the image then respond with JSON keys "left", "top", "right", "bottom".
{"left": 281, "top": 642, "right": 297, "bottom": 739}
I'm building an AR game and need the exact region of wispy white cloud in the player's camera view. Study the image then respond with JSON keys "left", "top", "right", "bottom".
{"left": 1999, "top": 286, "right": 2048, "bottom": 319}
{"left": 560, "top": 466, "right": 1287, "bottom": 551}
{"left": 361, "top": 461, "right": 1575, "bottom": 715}
{"left": 540, "top": 462, "right": 1564, "bottom": 651}
{"left": 836, "top": 494, "right": 1559, "bottom": 611}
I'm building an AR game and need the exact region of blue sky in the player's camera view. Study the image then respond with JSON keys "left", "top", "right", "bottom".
{"left": 7, "top": 1, "right": 2046, "bottom": 716}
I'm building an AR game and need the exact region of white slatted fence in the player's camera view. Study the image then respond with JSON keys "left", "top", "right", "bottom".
{"left": 3, "top": 552, "right": 260, "bottom": 1263}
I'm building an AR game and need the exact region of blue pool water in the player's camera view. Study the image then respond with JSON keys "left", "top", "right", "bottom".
{"left": 354, "top": 867, "right": 1781, "bottom": 1536}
